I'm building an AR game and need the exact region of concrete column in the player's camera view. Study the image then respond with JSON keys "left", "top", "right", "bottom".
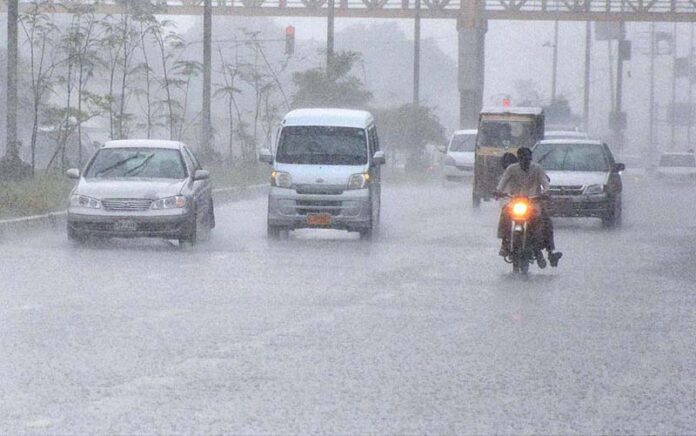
{"left": 457, "top": 7, "right": 487, "bottom": 129}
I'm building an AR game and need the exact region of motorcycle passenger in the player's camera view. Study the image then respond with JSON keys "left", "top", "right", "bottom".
{"left": 496, "top": 147, "right": 563, "bottom": 268}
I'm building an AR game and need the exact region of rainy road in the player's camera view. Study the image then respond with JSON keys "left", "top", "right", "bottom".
{"left": 1, "top": 175, "right": 695, "bottom": 433}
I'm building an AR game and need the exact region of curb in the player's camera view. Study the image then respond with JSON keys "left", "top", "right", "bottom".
{"left": 0, "top": 183, "right": 268, "bottom": 237}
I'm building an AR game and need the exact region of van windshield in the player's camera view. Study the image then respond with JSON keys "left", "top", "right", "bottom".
{"left": 276, "top": 126, "right": 368, "bottom": 165}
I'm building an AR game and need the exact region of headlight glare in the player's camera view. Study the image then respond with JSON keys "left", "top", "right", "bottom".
{"left": 151, "top": 195, "right": 187, "bottom": 210}
{"left": 271, "top": 171, "right": 292, "bottom": 188}
{"left": 70, "top": 194, "right": 101, "bottom": 209}
{"left": 584, "top": 184, "right": 604, "bottom": 195}
{"left": 347, "top": 173, "right": 370, "bottom": 190}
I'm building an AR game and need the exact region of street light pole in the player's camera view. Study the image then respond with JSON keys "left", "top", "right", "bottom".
{"left": 583, "top": 20, "right": 592, "bottom": 132}
{"left": 202, "top": 0, "right": 213, "bottom": 158}
{"left": 551, "top": 19, "right": 558, "bottom": 103}
{"left": 5, "top": 0, "right": 18, "bottom": 160}
{"left": 327, "top": 0, "right": 335, "bottom": 76}
{"left": 413, "top": 0, "right": 421, "bottom": 105}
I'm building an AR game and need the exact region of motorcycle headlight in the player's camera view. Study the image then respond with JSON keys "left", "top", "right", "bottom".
{"left": 511, "top": 201, "right": 529, "bottom": 219}
{"left": 271, "top": 171, "right": 292, "bottom": 188}
{"left": 70, "top": 194, "right": 101, "bottom": 209}
{"left": 584, "top": 184, "right": 604, "bottom": 195}
{"left": 347, "top": 173, "right": 370, "bottom": 190}
{"left": 151, "top": 195, "right": 187, "bottom": 210}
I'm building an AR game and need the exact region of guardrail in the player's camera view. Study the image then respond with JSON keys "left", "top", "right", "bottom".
{"left": 0, "top": 183, "right": 268, "bottom": 239}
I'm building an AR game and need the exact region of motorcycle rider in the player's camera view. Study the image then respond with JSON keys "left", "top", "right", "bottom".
{"left": 496, "top": 147, "right": 563, "bottom": 268}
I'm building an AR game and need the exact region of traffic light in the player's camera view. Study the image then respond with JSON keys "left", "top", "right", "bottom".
{"left": 285, "top": 25, "right": 295, "bottom": 56}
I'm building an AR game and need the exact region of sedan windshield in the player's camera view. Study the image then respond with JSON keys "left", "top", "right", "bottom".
{"left": 276, "top": 126, "right": 368, "bottom": 165}
{"left": 85, "top": 148, "right": 187, "bottom": 179}
{"left": 449, "top": 134, "right": 476, "bottom": 152}
{"left": 534, "top": 143, "right": 610, "bottom": 172}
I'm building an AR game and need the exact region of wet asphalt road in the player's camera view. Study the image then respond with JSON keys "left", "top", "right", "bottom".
{"left": 1, "top": 175, "right": 695, "bottom": 433}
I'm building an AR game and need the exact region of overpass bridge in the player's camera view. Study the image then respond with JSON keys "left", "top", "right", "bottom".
{"left": 5, "top": 1, "right": 696, "bottom": 129}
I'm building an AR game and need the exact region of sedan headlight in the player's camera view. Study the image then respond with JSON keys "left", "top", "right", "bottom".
{"left": 70, "top": 194, "right": 101, "bottom": 209}
{"left": 444, "top": 155, "right": 456, "bottom": 166}
{"left": 151, "top": 195, "right": 187, "bottom": 210}
{"left": 584, "top": 184, "right": 604, "bottom": 195}
{"left": 347, "top": 173, "right": 370, "bottom": 190}
{"left": 271, "top": 171, "right": 292, "bottom": 188}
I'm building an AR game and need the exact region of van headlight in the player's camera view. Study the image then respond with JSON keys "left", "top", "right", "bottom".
{"left": 584, "top": 184, "right": 604, "bottom": 195}
{"left": 70, "top": 195, "right": 101, "bottom": 209}
{"left": 271, "top": 171, "right": 292, "bottom": 188}
{"left": 347, "top": 173, "right": 370, "bottom": 190}
{"left": 151, "top": 195, "right": 187, "bottom": 210}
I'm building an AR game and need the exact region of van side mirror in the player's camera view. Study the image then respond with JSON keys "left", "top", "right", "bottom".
{"left": 193, "top": 169, "right": 210, "bottom": 181}
{"left": 66, "top": 168, "right": 80, "bottom": 179}
{"left": 372, "top": 150, "right": 386, "bottom": 166}
{"left": 614, "top": 163, "right": 626, "bottom": 172}
{"left": 259, "top": 148, "right": 274, "bottom": 164}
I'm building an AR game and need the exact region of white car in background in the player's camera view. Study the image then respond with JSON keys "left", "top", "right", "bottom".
{"left": 656, "top": 152, "right": 696, "bottom": 180}
{"left": 442, "top": 129, "right": 476, "bottom": 181}
{"left": 544, "top": 130, "right": 591, "bottom": 141}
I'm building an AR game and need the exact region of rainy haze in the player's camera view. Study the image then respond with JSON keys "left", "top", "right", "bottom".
{"left": 1, "top": 1, "right": 695, "bottom": 433}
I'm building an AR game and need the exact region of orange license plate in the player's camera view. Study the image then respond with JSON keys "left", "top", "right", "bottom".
{"left": 307, "top": 214, "right": 331, "bottom": 226}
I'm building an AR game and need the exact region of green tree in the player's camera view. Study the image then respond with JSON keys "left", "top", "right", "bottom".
{"left": 291, "top": 51, "right": 372, "bottom": 109}
{"left": 374, "top": 103, "right": 445, "bottom": 170}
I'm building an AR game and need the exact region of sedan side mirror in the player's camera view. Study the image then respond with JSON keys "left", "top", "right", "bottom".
{"left": 66, "top": 168, "right": 80, "bottom": 179}
{"left": 614, "top": 163, "right": 626, "bottom": 172}
{"left": 436, "top": 145, "right": 447, "bottom": 154}
{"left": 193, "top": 169, "right": 210, "bottom": 181}
{"left": 372, "top": 150, "right": 386, "bottom": 166}
{"left": 258, "top": 148, "right": 274, "bottom": 164}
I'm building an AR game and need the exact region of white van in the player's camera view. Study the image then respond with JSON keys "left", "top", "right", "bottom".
{"left": 259, "top": 108, "right": 385, "bottom": 239}
{"left": 443, "top": 129, "right": 477, "bottom": 181}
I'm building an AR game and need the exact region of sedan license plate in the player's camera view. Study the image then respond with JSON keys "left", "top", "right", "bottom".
{"left": 307, "top": 213, "right": 331, "bottom": 227}
{"left": 114, "top": 220, "right": 137, "bottom": 232}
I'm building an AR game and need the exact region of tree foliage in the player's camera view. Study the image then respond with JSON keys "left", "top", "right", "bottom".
{"left": 291, "top": 51, "right": 372, "bottom": 109}
{"left": 373, "top": 103, "right": 445, "bottom": 168}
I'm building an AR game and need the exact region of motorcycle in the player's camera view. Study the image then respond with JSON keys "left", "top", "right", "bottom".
{"left": 498, "top": 193, "right": 547, "bottom": 274}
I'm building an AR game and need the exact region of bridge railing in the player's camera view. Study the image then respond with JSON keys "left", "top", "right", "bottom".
{"left": 13, "top": 0, "right": 696, "bottom": 18}
{"left": 483, "top": 0, "right": 696, "bottom": 14}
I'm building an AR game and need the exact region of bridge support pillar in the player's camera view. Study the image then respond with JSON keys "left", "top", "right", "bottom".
{"left": 457, "top": 7, "right": 487, "bottom": 129}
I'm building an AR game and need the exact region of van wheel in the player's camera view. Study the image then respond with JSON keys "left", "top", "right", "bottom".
{"left": 472, "top": 193, "right": 481, "bottom": 208}
{"left": 359, "top": 225, "right": 373, "bottom": 240}
{"left": 267, "top": 223, "right": 282, "bottom": 240}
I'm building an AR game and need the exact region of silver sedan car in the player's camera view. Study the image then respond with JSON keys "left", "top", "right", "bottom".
{"left": 66, "top": 140, "right": 214, "bottom": 244}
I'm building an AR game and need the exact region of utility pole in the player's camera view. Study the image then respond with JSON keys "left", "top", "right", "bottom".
{"left": 583, "top": 20, "right": 591, "bottom": 132}
{"left": 5, "top": 0, "right": 18, "bottom": 160}
{"left": 202, "top": 0, "right": 213, "bottom": 159}
{"left": 413, "top": 0, "right": 421, "bottom": 105}
{"left": 649, "top": 22, "right": 656, "bottom": 166}
{"left": 551, "top": 19, "right": 559, "bottom": 103}
{"left": 688, "top": 23, "right": 694, "bottom": 145}
{"left": 614, "top": 20, "right": 626, "bottom": 151}
{"left": 327, "top": 0, "right": 335, "bottom": 76}
{"left": 671, "top": 22, "right": 678, "bottom": 148}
